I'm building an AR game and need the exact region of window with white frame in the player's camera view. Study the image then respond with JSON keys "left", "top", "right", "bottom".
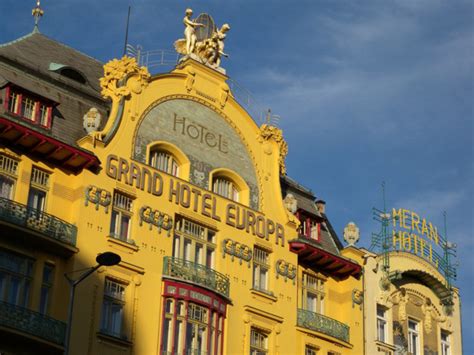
{"left": 377, "top": 304, "right": 388, "bottom": 342}
{"left": 160, "top": 298, "right": 223, "bottom": 355}
{"left": 302, "top": 273, "right": 325, "bottom": 314}
{"left": 305, "top": 345, "right": 318, "bottom": 355}
{"left": 212, "top": 176, "right": 239, "bottom": 202}
{"left": 173, "top": 216, "right": 216, "bottom": 267}
{"left": 100, "top": 278, "right": 126, "bottom": 338}
{"left": 0, "top": 154, "right": 18, "bottom": 200}
{"left": 6, "top": 87, "right": 52, "bottom": 128}
{"left": 408, "top": 319, "right": 420, "bottom": 355}
{"left": 149, "top": 149, "right": 179, "bottom": 177}
{"left": 441, "top": 330, "right": 450, "bottom": 355}
{"left": 253, "top": 247, "right": 270, "bottom": 293}
{"left": 250, "top": 327, "right": 268, "bottom": 355}
{"left": 0, "top": 249, "right": 34, "bottom": 308}
{"left": 27, "top": 167, "right": 50, "bottom": 213}
{"left": 110, "top": 191, "right": 133, "bottom": 242}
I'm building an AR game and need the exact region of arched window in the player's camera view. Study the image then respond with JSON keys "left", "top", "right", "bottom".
{"left": 149, "top": 149, "right": 179, "bottom": 177}
{"left": 146, "top": 142, "right": 191, "bottom": 180}
{"left": 209, "top": 169, "right": 249, "bottom": 205}
{"left": 212, "top": 176, "right": 239, "bottom": 202}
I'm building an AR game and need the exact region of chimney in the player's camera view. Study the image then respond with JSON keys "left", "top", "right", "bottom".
{"left": 316, "top": 200, "right": 326, "bottom": 214}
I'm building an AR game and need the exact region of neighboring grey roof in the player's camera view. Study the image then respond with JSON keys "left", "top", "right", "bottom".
{"left": 281, "top": 175, "right": 321, "bottom": 217}
{"left": 0, "top": 31, "right": 109, "bottom": 148}
{"left": 0, "top": 32, "right": 103, "bottom": 95}
{"left": 281, "top": 175, "right": 344, "bottom": 254}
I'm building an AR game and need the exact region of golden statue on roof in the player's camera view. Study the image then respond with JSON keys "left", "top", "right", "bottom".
{"left": 174, "top": 9, "right": 231, "bottom": 71}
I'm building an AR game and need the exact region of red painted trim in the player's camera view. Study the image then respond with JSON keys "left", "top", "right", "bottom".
{"left": 289, "top": 240, "right": 362, "bottom": 280}
{"left": 219, "top": 315, "right": 225, "bottom": 355}
{"left": 0, "top": 116, "right": 100, "bottom": 171}
{"left": 4, "top": 86, "right": 10, "bottom": 111}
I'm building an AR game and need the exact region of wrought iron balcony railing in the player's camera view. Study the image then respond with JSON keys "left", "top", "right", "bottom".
{"left": 0, "top": 197, "right": 77, "bottom": 247}
{"left": 0, "top": 300, "right": 66, "bottom": 346}
{"left": 163, "top": 257, "right": 230, "bottom": 299}
{"left": 297, "top": 308, "right": 350, "bottom": 343}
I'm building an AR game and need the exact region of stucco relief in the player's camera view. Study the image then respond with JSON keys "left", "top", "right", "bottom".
{"left": 133, "top": 98, "right": 260, "bottom": 210}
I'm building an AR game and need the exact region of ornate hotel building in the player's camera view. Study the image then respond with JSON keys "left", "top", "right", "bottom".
{"left": 0, "top": 5, "right": 462, "bottom": 355}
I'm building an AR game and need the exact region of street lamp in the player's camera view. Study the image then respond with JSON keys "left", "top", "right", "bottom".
{"left": 64, "top": 252, "right": 121, "bottom": 355}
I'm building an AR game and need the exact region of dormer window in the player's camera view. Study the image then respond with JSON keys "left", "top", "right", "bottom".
{"left": 49, "top": 63, "right": 87, "bottom": 85}
{"left": 5, "top": 86, "right": 53, "bottom": 129}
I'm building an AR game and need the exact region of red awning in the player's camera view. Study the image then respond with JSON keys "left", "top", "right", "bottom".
{"left": 0, "top": 116, "right": 100, "bottom": 173}
{"left": 289, "top": 239, "right": 362, "bottom": 281}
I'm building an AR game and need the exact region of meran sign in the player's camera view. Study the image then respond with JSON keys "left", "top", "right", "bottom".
{"left": 391, "top": 208, "right": 442, "bottom": 267}
{"left": 106, "top": 155, "right": 285, "bottom": 246}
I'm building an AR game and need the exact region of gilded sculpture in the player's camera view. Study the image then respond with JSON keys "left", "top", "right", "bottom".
{"left": 93, "top": 56, "right": 150, "bottom": 142}
{"left": 258, "top": 124, "right": 288, "bottom": 175}
{"left": 174, "top": 9, "right": 231, "bottom": 69}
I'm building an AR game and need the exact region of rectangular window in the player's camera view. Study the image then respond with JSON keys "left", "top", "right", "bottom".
{"left": 253, "top": 247, "right": 270, "bottom": 293}
{"left": 161, "top": 298, "right": 220, "bottom": 355}
{"left": 38, "top": 103, "right": 51, "bottom": 127}
{"left": 408, "top": 319, "right": 420, "bottom": 355}
{"left": 8, "top": 90, "right": 20, "bottom": 114}
{"left": 0, "top": 249, "right": 34, "bottom": 308}
{"left": 441, "top": 330, "right": 450, "bottom": 355}
{"left": 173, "top": 216, "right": 216, "bottom": 267}
{"left": 110, "top": 191, "right": 133, "bottom": 242}
{"left": 27, "top": 167, "right": 50, "bottom": 213}
{"left": 305, "top": 345, "right": 318, "bottom": 355}
{"left": 100, "top": 279, "right": 126, "bottom": 338}
{"left": 39, "top": 263, "right": 54, "bottom": 314}
{"left": 302, "top": 273, "right": 325, "bottom": 314}
{"left": 250, "top": 327, "right": 268, "bottom": 355}
{"left": 21, "top": 97, "right": 36, "bottom": 121}
{"left": 0, "top": 154, "right": 19, "bottom": 200}
{"left": 377, "top": 305, "right": 387, "bottom": 342}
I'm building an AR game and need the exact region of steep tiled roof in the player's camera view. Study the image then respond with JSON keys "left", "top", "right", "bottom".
{"left": 281, "top": 175, "right": 345, "bottom": 255}
{"left": 0, "top": 32, "right": 109, "bottom": 149}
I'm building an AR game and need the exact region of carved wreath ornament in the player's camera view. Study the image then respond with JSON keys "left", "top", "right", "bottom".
{"left": 139, "top": 206, "right": 173, "bottom": 236}
{"left": 258, "top": 124, "right": 288, "bottom": 175}
{"left": 85, "top": 186, "right": 111, "bottom": 212}
{"left": 275, "top": 259, "right": 296, "bottom": 284}
{"left": 222, "top": 239, "right": 252, "bottom": 267}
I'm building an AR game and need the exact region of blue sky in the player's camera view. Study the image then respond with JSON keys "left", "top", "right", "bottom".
{"left": 1, "top": 0, "right": 473, "bottom": 352}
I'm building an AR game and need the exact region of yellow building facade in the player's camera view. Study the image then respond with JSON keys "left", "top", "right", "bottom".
{"left": 0, "top": 7, "right": 462, "bottom": 355}
{"left": 0, "top": 23, "right": 364, "bottom": 354}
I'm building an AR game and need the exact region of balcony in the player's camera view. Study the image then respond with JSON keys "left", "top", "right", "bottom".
{"left": 0, "top": 197, "right": 77, "bottom": 254}
{"left": 163, "top": 256, "right": 230, "bottom": 299}
{"left": 297, "top": 308, "right": 350, "bottom": 343}
{"left": 0, "top": 300, "right": 66, "bottom": 346}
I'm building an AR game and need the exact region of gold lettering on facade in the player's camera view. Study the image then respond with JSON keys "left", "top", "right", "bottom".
{"left": 173, "top": 113, "right": 228, "bottom": 153}
{"left": 106, "top": 155, "right": 284, "bottom": 246}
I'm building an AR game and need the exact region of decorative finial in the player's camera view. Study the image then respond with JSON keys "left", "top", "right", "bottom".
{"left": 32, "top": 0, "right": 44, "bottom": 33}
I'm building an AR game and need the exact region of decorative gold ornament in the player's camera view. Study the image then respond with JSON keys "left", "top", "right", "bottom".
{"left": 84, "top": 186, "right": 111, "bottom": 212}
{"left": 93, "top": 56, "right": 150, "bottom": 142}
{"left": 275, "top": 259, "right": 296, "bottom": 283}
{"left": 174, "top": 10, "right": 231, "bottom": 70}
{"left": 258, "top": 124, "right": 288, "bottom": 175}
{"left": 100, "top": 56, "right": 150, "bottom": 101}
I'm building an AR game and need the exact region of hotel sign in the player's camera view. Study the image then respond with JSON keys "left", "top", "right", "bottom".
{"left": 391, "top": 208, "right": 443, "bottom": 267}
{"left": 106, "top": 155, "right": 285, "bottom": 246}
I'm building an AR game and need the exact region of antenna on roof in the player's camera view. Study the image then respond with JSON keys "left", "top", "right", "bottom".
{"left": 123, "top": 6, "right": 132, "bottom": 56}
{"left": 32, "top": 0, "right": 44, "bottom": 33}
